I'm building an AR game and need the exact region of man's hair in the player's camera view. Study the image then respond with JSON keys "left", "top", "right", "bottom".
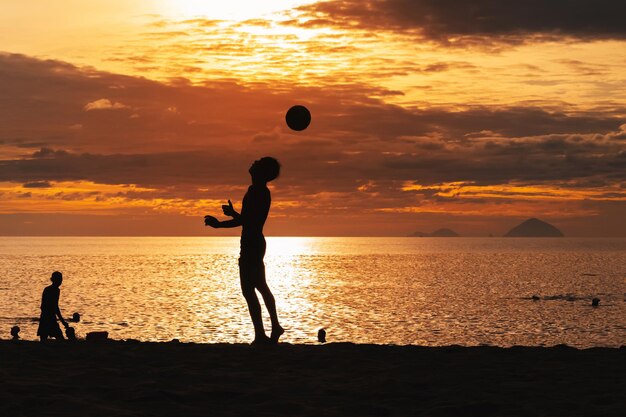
{"left": 258, "top": 157, "right": 280, "bottom": 182}
{"left": 51, "top": 271, "right": 62, "bottom": 282}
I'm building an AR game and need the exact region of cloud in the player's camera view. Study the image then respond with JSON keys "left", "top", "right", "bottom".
{"left": 2, "top": 121, "right": 624, "bottom": 196}
{"left": 81, "top": 14, "right": 626, "bottom": 114}
{"left": 1, "top": 53, "right": 624, "bottom": 192}
{"left": 294, "top": 0, "right": 626, "bottom": 43}
{"left": 32, "top": 148, "right": 70, "bottom": 159}
{"left": 1, "top": 53, "right": 625, "bottom": 235}
{"left": 23, "top": 181, "right": 52, "bottom": 188}
{"left": 84, "top": 98, "right": 129, "bottom": 111}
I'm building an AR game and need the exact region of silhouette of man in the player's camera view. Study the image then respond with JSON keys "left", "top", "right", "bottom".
{"left": 205, "top": 157, "right": 285, "bottom": 345}
{"left": 37, "top": 271, "right": 69, "bottom": 342}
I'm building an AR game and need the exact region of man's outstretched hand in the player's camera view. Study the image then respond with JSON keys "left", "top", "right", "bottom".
{"left": 222, "top": 200, "right": 237, "bottom": 217}
{"left": 204, "top": 215, "right": 219, "bottom": 228}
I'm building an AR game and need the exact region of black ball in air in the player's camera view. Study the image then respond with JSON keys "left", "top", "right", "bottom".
{"left": 286, "top": 105, "right": 311, "bottom": 131}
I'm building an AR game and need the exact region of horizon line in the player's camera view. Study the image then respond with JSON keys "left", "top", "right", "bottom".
{"left": 1, "top": 235, "right": 625, "bottom": 238}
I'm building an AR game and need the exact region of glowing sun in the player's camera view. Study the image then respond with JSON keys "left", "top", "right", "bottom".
{"left": 163, "top": 0, "right": 314, "bottom": 20}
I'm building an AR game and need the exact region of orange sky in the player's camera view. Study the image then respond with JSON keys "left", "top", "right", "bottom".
{"left": 1, "top": 1, "right": 625, "bottom": 236}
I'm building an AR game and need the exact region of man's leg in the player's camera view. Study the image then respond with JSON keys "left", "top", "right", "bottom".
{"left": 255, "top": 262, "right": 284, "bottom": 343}
{"left": 239, "top": 258, "right": 267, "bottom": 342}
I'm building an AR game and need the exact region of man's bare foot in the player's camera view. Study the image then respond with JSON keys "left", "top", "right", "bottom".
{"left": 270, "top": 326, "right": 285, "bottom": 344}
{"left": 251, "top": 335, "right": 271, "bottom": 346}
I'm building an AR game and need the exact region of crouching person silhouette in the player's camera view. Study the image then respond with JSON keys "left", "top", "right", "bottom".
{"left": 205, "top": 157, "right": 284, "bottom": 345}
{"left": 37, "top": 271, "right": 69, "bottom": 342}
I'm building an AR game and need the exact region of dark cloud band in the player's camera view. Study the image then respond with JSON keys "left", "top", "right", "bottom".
{"left": 296, "top": 0, "right": 626, "bottom": 42}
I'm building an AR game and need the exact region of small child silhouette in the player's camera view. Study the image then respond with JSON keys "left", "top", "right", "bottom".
{"left": 37, "top": 271, "right": 69, "bottom": 342}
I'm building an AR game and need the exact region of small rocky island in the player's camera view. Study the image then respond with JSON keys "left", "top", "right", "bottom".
{"left": 410, "top": 228, "right": 460, "bottom": 237}
{"left": 504, "top": 218, "right": 564, "bottom": 237}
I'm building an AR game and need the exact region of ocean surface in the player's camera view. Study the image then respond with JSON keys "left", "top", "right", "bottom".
{"left": 1, "top": 237, "right": 624, "bottom": 347}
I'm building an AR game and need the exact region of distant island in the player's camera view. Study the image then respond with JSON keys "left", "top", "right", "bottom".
{"left": 504, "top": 218, "right": 564, "bottom": 237}
{"left": 409, "top": 228, "right": 460, "bottom": 237}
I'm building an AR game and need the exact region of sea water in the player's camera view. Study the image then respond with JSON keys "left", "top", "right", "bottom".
{"left": 1, "top": 237, "right": 624, "bottom": 347}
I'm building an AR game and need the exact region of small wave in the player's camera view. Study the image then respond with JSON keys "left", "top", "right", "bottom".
{"left": 524, "top": 294, "right": 586, "bottom": 302}
{"left": 0, "top": 317, "right": 40, "bottom": 322}
{"left": 544, "top": 294, "right": 583, "bottom": 301}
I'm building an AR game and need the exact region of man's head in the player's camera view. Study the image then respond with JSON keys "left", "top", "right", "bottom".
{"left": 249, "top": 157, "right": 280, "bottom": 183}
{"left": 51, "top": 271, "right": 63, "bottom": 286}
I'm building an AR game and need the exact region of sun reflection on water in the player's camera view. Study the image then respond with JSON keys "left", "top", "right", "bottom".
{"left": 265, "top": 238, "right": 317, "bottom": 333}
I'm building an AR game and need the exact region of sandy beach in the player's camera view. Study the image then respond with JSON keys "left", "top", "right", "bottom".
{"left": 1, "top": 340, "right": 624, "bottom": 417}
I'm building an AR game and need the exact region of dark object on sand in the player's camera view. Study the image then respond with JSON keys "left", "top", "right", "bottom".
{"left": 532, "top": 295, "right": 540, "bottom": 301}
{"left": 10, "top": 326, "right": 20, "bottom": 340}
{"left": 86, "top": 331, "right": 108, "bottom": 341}
{"left": 71, "top": 312, "right": 80, "bottom": 323}
{"left": 592, "top": 298, "right": 600, "bottom": 307}
{"left": 65, "top": 326, "right": 77, "bottom": 341}
{"left": 318, "top": 328, "right": 326, "bottom": 343}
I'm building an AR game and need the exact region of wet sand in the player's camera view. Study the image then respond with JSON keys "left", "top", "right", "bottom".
{"left": 1, "top": 340, "right": 624, "bottom": 416}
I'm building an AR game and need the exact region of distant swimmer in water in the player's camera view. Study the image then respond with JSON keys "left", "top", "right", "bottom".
{"left": 37, "top": 271, "right": 69, "bottom": 342}
{"left": 205, "top": 157, "right": 285, "bottom": 345}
